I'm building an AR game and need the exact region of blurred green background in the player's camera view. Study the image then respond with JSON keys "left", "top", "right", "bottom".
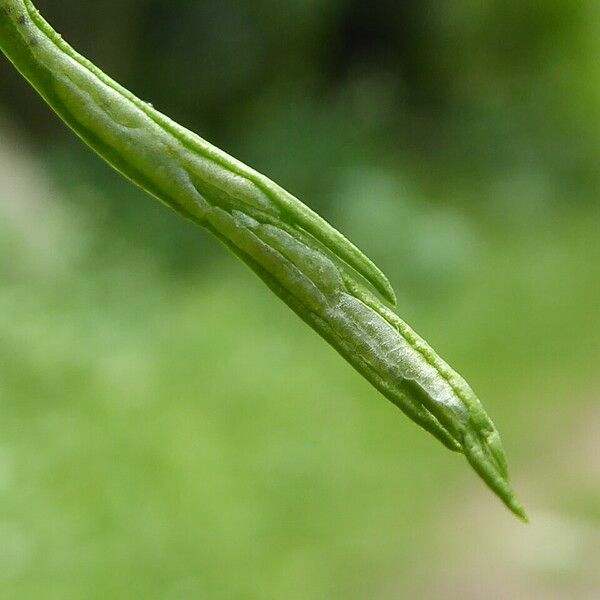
{"left": 1, "top": 1, "right": 599, "bottom": 598}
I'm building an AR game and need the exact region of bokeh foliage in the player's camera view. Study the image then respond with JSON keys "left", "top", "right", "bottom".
{"left": 1, "top": 0, "right": 599, "bottom": 597}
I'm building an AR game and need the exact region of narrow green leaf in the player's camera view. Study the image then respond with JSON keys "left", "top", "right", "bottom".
{"left": 0, "top": 0, "right": 527, "bottom": 519}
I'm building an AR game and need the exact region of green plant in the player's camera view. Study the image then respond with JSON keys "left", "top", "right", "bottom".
{"left": 0, "top": 0, "right": 526, "bottom": 519}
